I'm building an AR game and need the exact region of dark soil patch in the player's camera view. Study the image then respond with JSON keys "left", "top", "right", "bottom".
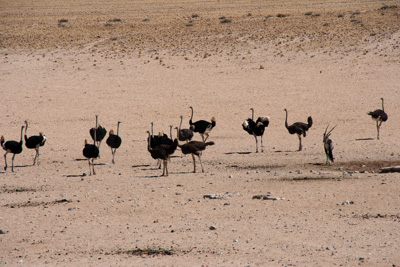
{"left": 0, "top": 186, "right": 38, "bottom": 194}
{"left": 106, "top": 247, "right": 175, "bottom": 256}
{"left": 3, "top": 199, "right": 72, "bottom": 208}
{"left": 335, "top": 160, "right": 400, "bottom": 173}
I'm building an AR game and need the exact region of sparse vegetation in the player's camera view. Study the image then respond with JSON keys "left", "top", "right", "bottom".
{"left": 380, "top": 5, "right": 397, "bottom": 10}
{"left": 108, "top": 247, "right": 175, "bottom": 256}
{"left": 277, "top": 13, "right": 289, "bottom": 18}
{"left": 220, "top": 18, "right": 232, "bottom": 23}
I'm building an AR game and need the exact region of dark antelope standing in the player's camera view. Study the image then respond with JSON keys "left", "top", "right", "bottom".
{"left": 242, "top": 108, "right": 270, "bottom": 153}
{"left": 367, "top": 98, "right": 388, "bottom": 140}
{"left": 284, "top": 108, "right": 313, "bottom": 151}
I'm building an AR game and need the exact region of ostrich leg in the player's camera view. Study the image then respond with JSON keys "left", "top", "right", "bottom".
{"left": 376, "top": 121, "right": 380, "bottom": 140}
{"left": 199, "top": 155, "right": 205, "bottom": 173}
{"left": 192, "top": 154, "right": 196, "bottom": 173}
{"left": 254, "top": 135, "right": 259, "bottom": 153}
{"left": 261, "top": 135, "right": 264, "bottom": 152}
{"left": 298, "top": 134, "right": 303, "bottom": 151}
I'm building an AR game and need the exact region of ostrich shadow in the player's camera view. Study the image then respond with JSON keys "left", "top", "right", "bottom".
{"left": 63, "top": 174, "right": 86, "bottom": 178}
{"left": 0, "top": 164, "right": 32, "bottom": 172}
{"left": 355, "top": 138, "right": 375, "bottom": 141}
{"left": 74, "top": 158, "right": 107, "bottom": 165}
{"left": 274, "top": 150, "right": 297, "bottom": 153}
{"left": 224, "top": 151, "right": 252, "bottom": 155}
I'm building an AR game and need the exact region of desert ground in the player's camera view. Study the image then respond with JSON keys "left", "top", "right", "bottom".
{"left": 1, "top": 0, "right": 400, "bottom": 266}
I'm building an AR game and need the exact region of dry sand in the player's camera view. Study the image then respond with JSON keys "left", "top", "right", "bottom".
{"left": 1, "top": 0, "right": 400, "bottom": 266}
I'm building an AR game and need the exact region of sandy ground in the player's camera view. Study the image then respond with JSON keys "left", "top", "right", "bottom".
{"left": 1, "top": 0, "right": 400, "bottom": 266}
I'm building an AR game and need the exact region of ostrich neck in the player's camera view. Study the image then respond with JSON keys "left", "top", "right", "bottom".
{"left": 285, "top": 110, "right": 289, "bottom": 129}
{"left": 24, "top": 122, "right": 28, "bottom": 136}
{"left": 20, "top": 126, "right": 24, "bottom": 143}
{"left": 382, "top": 99, "right": 385, "bottom": 111}
{"left": 190, "top": 107, "right": 194, "bottom": 123}
{"left": 170, "top": 126, "right": 173, "bottom": 139}
{"left": 147, "top": 132, "right": 152, "bottom": 151}
{"left": 176, "top": 128, "right": 180, "bottom": 138}
{"left": 117, "top": 122, "right": 120, "bottom": 136}
{"left": 179, "top": 117, "right": 183, "bottom": 130}
{"left": 251, "top": 109, "right": 254, "bottom": 121}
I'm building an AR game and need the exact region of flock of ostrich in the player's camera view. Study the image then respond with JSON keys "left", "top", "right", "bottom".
{"left": 1, "top": 98, "right": 388, "bottom": 176}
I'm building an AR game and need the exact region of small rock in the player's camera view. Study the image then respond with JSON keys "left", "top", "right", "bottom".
{"left": 209, "top": 226, "right": 216, "bottom": 230}
{"left": 0, "top": 230, "right": 7, "bottom": 234}
{"left": 229, "top": 175, "right": 233, "bottom": 178}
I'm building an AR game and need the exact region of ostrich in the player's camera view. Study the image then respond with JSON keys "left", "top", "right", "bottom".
{"left": 189, "top": 106, "right": 216, "bottom": 142}
{"left": 24, "top": 120, "right": 46, "bottom": 166}
{"left": 367, "top": 98, "right": 388, "bottom": 140}
{"left": 106, "top": 121, "right": 122, "bottom": 164}
{"left": 178, "top": 140, "right": 215, "bottom": 173}
{"left": 149, "top": 122, "right": 172, "bottom": 147}
{"left": 148, "top": 122, "right": 173, "bottom": 168}
{"left": 284, "top": 108, "right": 313, "bottom": 151}
{"left": 177, "top": 115, "right": 193, "bottom": 143}
{"left": 1, "top": 125, "right": 25, "bottom": 172}
{"left": 146, "top": 131, "right": 178, "bottom": 176}
{"left": 242, "top": 108, "right": 270, "bottom": 153}
{"left": 90, "top": 115, "right": 107, "bottom": 148}
{"left": 83, "top": 125, "right": 99, "bottom": 175}
{"left": 83, "top": 139, "right": 99, "bottom": 175}
{"left": 323, "top": 125, "right": 336, "bottom": 165}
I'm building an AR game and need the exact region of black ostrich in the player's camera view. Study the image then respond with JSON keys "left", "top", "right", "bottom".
{"left": 323, "top": 125, "right": 336, "bottom": 165}
{"left": 146, "top": 131, "right": 178, "bottom": 176}
{"left": 148, "top": 122, "right": 173, "bottom": 169}
{"left": 367, "top": 97, "right": 388, "bottom": 140}
{"left": 24, "top": 120, "right": 46, "bottom": 166}
{"left": 189, "top": 106, "right": 216, "bottom": 142}
{"left": 149, "top": 122, "right": 173, "bottom": 147}
{"left": 83, "top": 137, "right": 99, "bottom": 176}
{"left": 178, "top": 140, "right": 215, "bottom": 173}
{"left": 242, "top": 108, "right": 270, "bottom": 153}
{"left": 90, "top": 115, "right": 107, "bottom": 148}
{"left": 284, "top": 108, "right": 313, "bottom": 151}
{"left": 106, "top": 121, "right": 122, "bottom": 164}
{"left": 1, "top": 125, "right": 25, "bottom": 172}
{"left": 177, "top": 115, "right": 193, "bottom": 143}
